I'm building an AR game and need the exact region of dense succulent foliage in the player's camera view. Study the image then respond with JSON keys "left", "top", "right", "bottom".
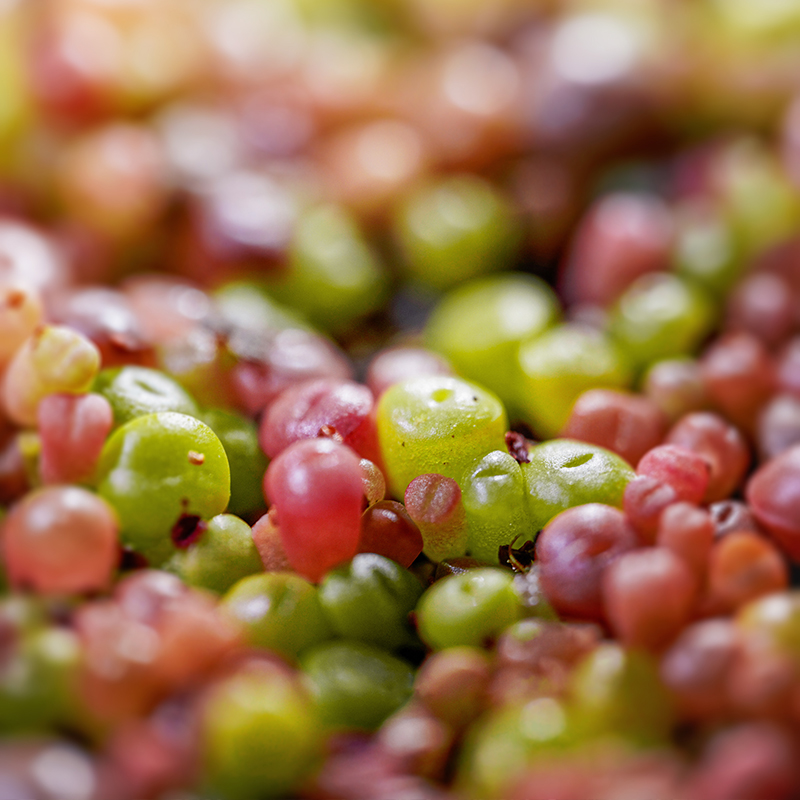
{"left": 4, "top": 1, "right": 800, "bottom": 798}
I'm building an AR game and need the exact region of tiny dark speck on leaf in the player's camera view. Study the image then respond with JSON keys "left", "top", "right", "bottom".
{"left": 171, "top": 514, "right": 208, "bottom": 549}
